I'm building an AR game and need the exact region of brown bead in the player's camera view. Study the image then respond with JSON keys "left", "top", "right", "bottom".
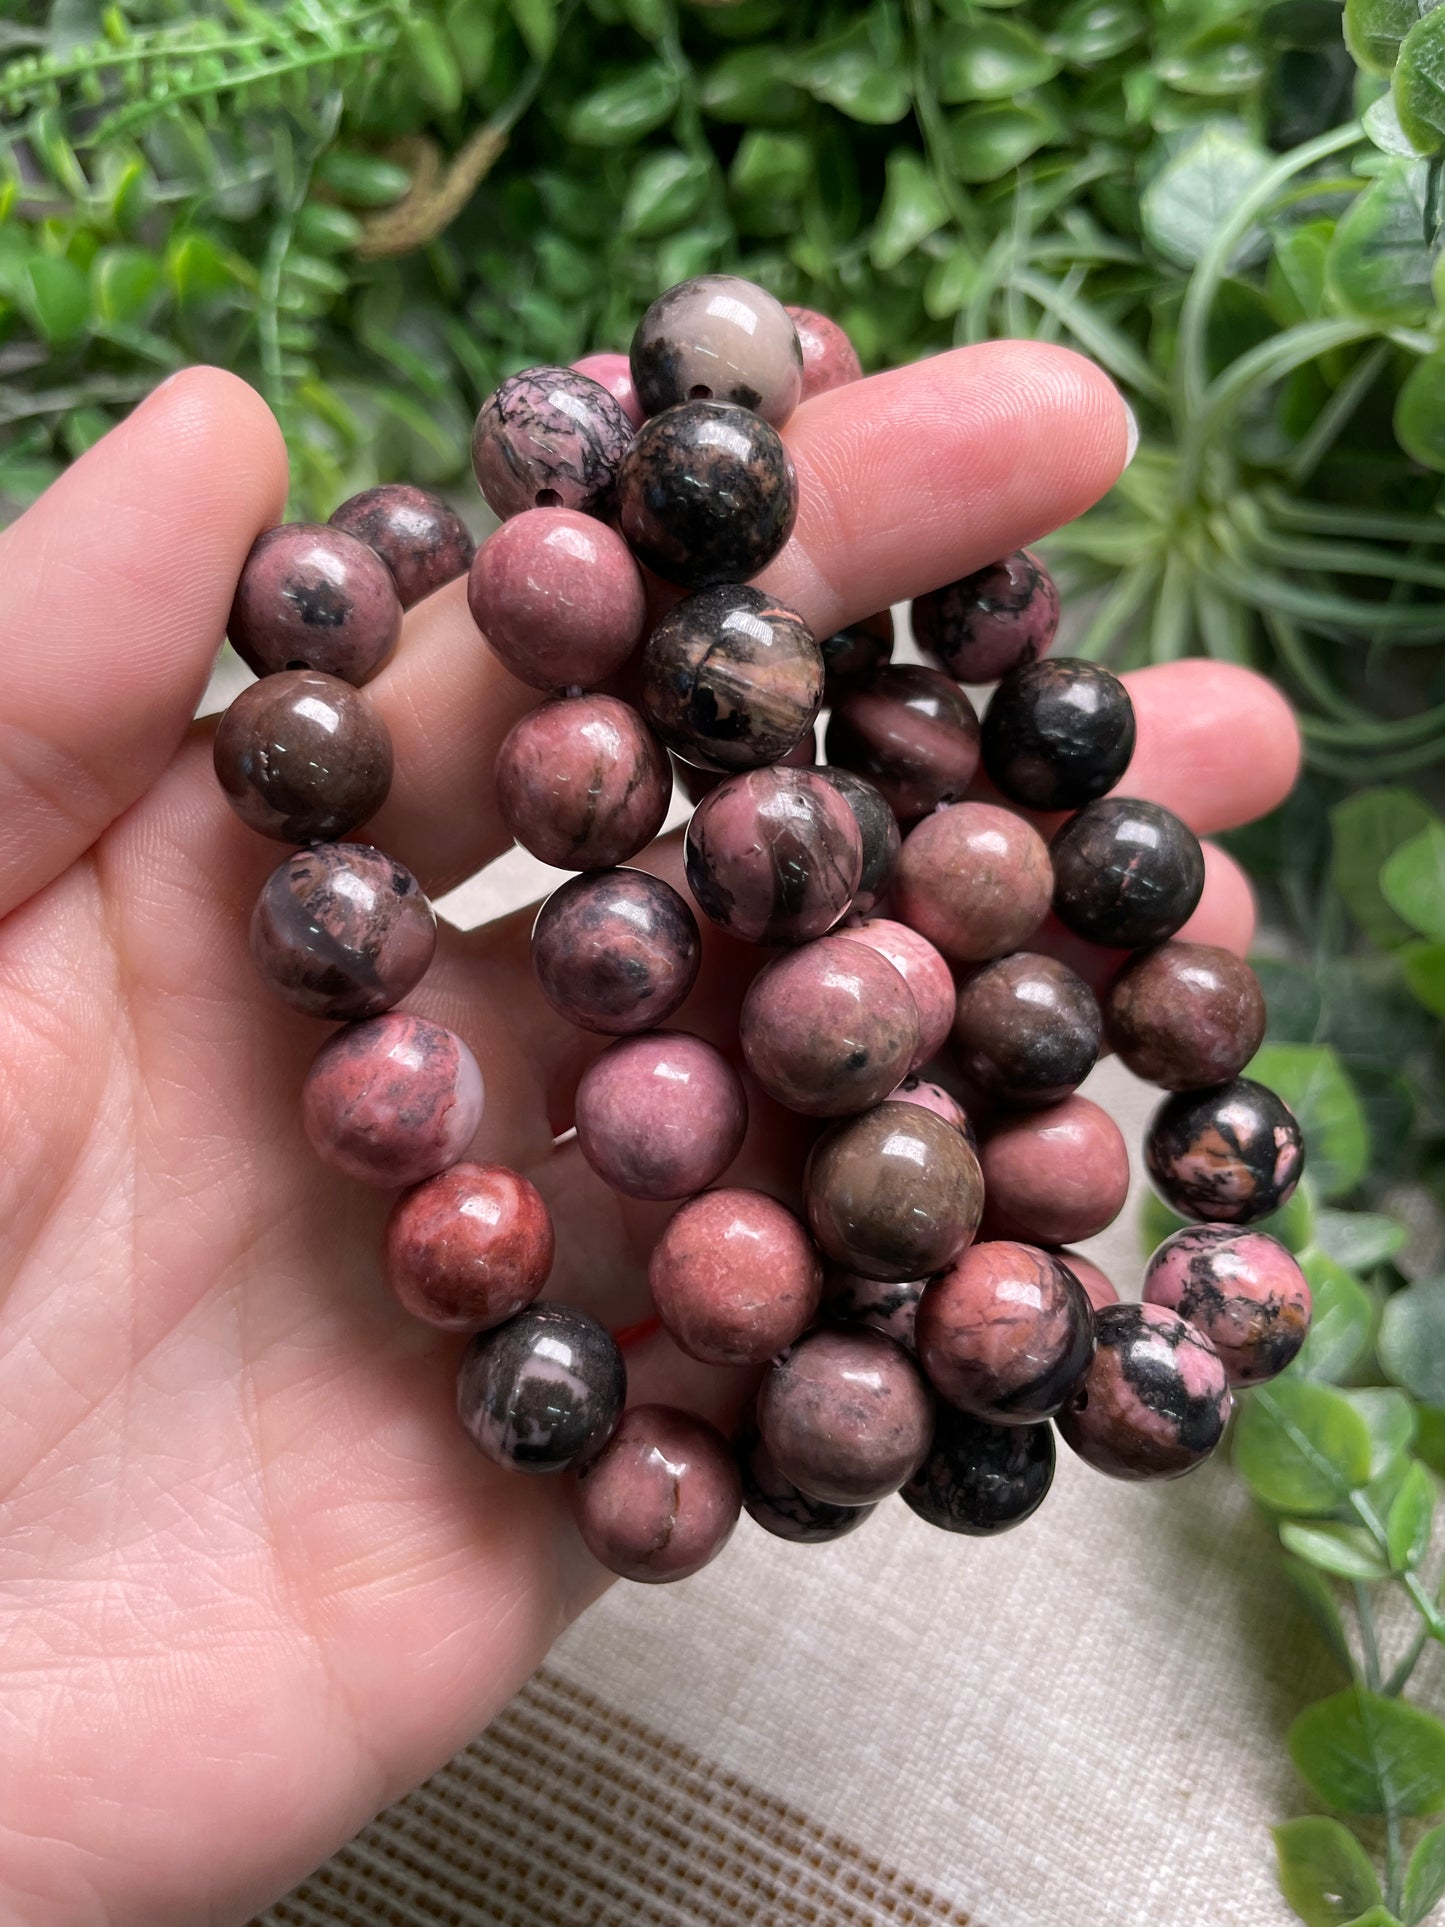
{"left": 648, "top": 1188, "right": 822, "bottom": 1365}
{"left": 214, "top": 669, "right": 394, "bottom": 844}
{"left": 894, "top": 802, "right": 1053, "bottom": 963}
{"left": 951, "top": 952, "right": 1101, "bottom": 1109}
{"left": 383, "top": 1162, "right": 554, "bottom": 1329}
{"left": 805, "top": 1101, "right": 984, "bottom": 1284}
{"left": 573, "top": 1405, "right": 743, "bottom": 1584}
{"left": 757, "top": 1327, "right": 932, "bottom": 1506}
{"left": 250, "top": 844, "right": 436, "bottom": 1021}
{"left": 825, "top": 665, "right": 980, "bottom": 823}
{"left": 228, "top": 524, "right": 401, "bottom": 686}
{"left": 1106, "top": 942, "right": 1266, "bottom": 1090}
{"left": 329, "top": 484, "right": 474, "bottom": 610}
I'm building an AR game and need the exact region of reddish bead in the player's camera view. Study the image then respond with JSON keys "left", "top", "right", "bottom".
{"left": 229, "top": 524, "right": 402, "bottom": 686}
{"left": 825, "top": 665, "right": 980, "bottom": 823}
{"left": 912, "top": 551, "right": 1059, "bottom": 685}
{"left": 1143, "top": 1224, "right": 1311, "bottom": 1387}
{"left": 468, "top": 507, "right": 647, "bottom": 691}
{"left": 571, "top": 351, "right": 645, "bottom": 428}
{"left": 250, "top": 844, "right": 436, "bottom": 1021}
{"left": 383, "top": 1162, "right": 554, "bottom": 1329}
{"left": 329, "top": 484, "right": 474, "bottom": 610}
{"left": 495, "top": 695, "right": 671, "bottom": 870}
{"left": 301, "top": 1013, "right": 483, "bottom": 1188}
{"left": 685, "top": 767, "right": 863, "bottom": 946}
{"left": 1058, "top": 1249, "right": 1119, "bottom": 1311}
{"left": 573, "top": 1405, "right": 742, "bottom": 1583}
{"left": 740, "top": 936, "right": 919, "bottom": 1117}
{"left": 471, "top": 365, "right": 633, "bottom": 521}
{"left": 979, "top": 1095, "right": 1131, "bottom": 1246}
{"left": 1057, "top": 1302, "right": 1232, "bottom": 1481}
{"left": 1106, "top": 942, "right": 1266, "bottom": 1090}
{"left": 532, "top": 870, "right": 700, "bottom": 1035}
{"left": 894, "top": 803, "right": 1053, "bottom": 964}
{"left": 836, "top": 917, "right": 955, "bottom": 1069}
{"left": 648, "top": 1188, "right": 821, "bottom": 1365}
{"left": 213, "top": 669, "right": 393, "bottom": 845}
{"left": 757, "top": 1327, "right": 932, "bottom": 1506}
{"left": 916, "top": 1241, "right": 1094, "bottom": 1424}
{"left": 805, "top": 1101, "right": 984, "bottom": 1284}
{"left": 786, "top": 305, "right": 864, "bottom": 399}
{"left": 575, "top": 1031, "right": 747, "bottom": 1201}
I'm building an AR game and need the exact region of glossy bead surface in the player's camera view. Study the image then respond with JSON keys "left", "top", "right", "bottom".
{"left": 757, "top": 1327, "right": 932, "bottom": 1506}
{"left": 575, "top": 1031, "right": 747, "bottom": 1201}
{"left": 1052, "top": 798, "right": 1206, "bottom": 949}
{"left": 532, "top": 870, "right": 701, "bottom": 1035}
{"left": 916, "top": 1242, "right": 1094, "bottom": 1424}
{"left": 571, "top": 351, "right": 645, "bottom": 428}
{"left": 1144, "top": 1224, "right": 1311, "bottom": 1386}
{"left": 823, "top": 1269, "right": 924, "bottom": 1351}
{"left": 329, "top": 484, "right": 474, "bottom": 610}
{"left": 617, "top": 401, "right": 798, "bottom": 590}
{"left": 648, "top": 1187, "right": 821, "bottom": 1366}
{"left": 250, "top": 844, "right": 436, "bottom": 1021}
{"left": 471, "top": 366, "right": 633, "bottom": 520}
{"left": 302, "top": 1013, "right": 483, "bottom": 1187}
{"left": 213, "top": 669, "right": 394, "bottom": 844}
{"left": 685, "top": 767, "right": 862, "bottom": 946}
{"left": 837, "top": 917, "right": 956, "bottom": 1068}
{"left": 228, "top": 524, "right": 401, "bottom": 686}
{"left": 787, "top": 305, "right": 864, "bottom": 400}
{"left": 1056, "top": 1302, "right": 1231, "bottom": 1481}
{"left": 887, "top": 1075, "right": 977, "bottom": 1147}
{"left": 820, "top": 609, "right": 894, "bottom": 693}
{"left": 825, "top": 666, "right": 981, "bottom": 823}
{"left": 468, "top": 507, "right": 647, "bottom": 691}
{"left": 981, "top": 658, "right": 1136, "bottom": 811}
{"left": 736, "top": 1412, "right": 877, "bottom": 1543}
{"left": 895, "top": 803, "right": 1053, "bottom": 963}
{"left": 631, "top": 274, "right": 803, "bottom": 426}
{"left": 951, "top": 952, "right": 1101, "bottom": 1108}
{"left": 902, "top": 1406, "right": 1055, "bottom": 1536}
{"left": 457, "top": 1303, "right": 625, "bottom": 1474}
{"left": 805, "top": 1101, "right": 984, "bottom": 1283}
{"left": 980, "top": 1095, "right": 1130, "bottom": 1246}
{"left": 495, "top": 695, "right": 671, "bottom": 870}
{"left": 913, "top": 551, "right": 1059, "bottom": 685}
{"left": 740, "top": 936, "right": 919, "bottom": 1117}
{"left": 1106, "top": 942, "right": 1266, "bottom": 1090}
{"left": 641, "top": 585, "right": 821, "bottom": 771}
{"left": 1145, "top": 1077, "right": 1305, "bottom": 1224}
{"left": 815, "top": 770, "right": 899, "bottom": 919}
{"left": 383, "top": 1162, "right": 554, "bottom": 1330}
{"left": 1059, "top": 1250, "right": 1119, "bottom": 1311}
{"left": 573, "top": 1405, "right": 742, "bottom": 1583}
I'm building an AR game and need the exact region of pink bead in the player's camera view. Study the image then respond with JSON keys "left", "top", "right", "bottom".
{"left": 887, "top": 1075, "right": 976, "bottom": 1145}
{"left": 573, "top": 1404, "right": 742, "bottom": 1583}
{"left": 384, "top": 1162, "right": 553, "bottom": 1329}
{"left": 786, "top": 306, "right": 863, "bottom": 400}
{"left": 740, "top": 936, "right": 919, "bottom": 1118}
{"left": 301, "top": 1012, "right": 484, "bottom": 1188}
{"left": 495, "top": 695, "right": 671, "bottom": 870}
{"left": 468, "top": 507, "right": 647, "bottom": 691}
{"left": 980, "top": 1095, "right": 1130, "bottom": 1246}
{"left": 649, "top": 1187, "right": 822, "bottom": 1365}
{"left": 572, "top": 351, "right": 646, "bottom": 429}
{"left": 894, "top": 802, "right": 1053, "bottom": 964}
{"left": 575, "top": 1031, "right": 747, "bottom": 1201}
{"left": 835, "top": 916, "right": 954, "bottom": 1069}
{"left": 1058, "top": 1250, "right": 1119, "bottom": 1312}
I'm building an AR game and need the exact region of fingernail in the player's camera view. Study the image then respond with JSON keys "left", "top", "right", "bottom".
{"left": 1122, "top": 400, "right": 1140, "bottom": 468}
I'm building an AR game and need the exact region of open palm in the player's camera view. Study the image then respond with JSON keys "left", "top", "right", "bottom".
{"left": 0, "top": 352, "right": 1298, "bottom": 1927}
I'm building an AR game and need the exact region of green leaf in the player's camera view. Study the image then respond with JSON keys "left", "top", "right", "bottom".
{"left": 1273, "top": 1815, "right": 1383, "bottom": 1927}
{"left": 1250, "top": 1045, "right": 1368, "bottom": 1202}
{"left": 1366, "top": 91, "right": 1422, "bottom": 155}
{"left": 1386, "top": 1461, "right": 1435, "bottom": 1571}
{"left": 937, "top": 17, "right": 1061, "bottom": 101}
{"left": 1397, "top": 348, "right": 1445, "bottom": 469}
{"left": 946, "top": 99, "right": 1061, "bottom": 182}
{"left": 314, "top": 151, "right": 412, "bottom": 207}
{"left": 1049, "top": 0, "right": 1147, "bottom": 66}
{"left": 791, "top": 15, "right": 912, "bottom": 123}
{"left": 21, "top": 255, "right": 89, "bottom": 346}
{"left": 509, "top": 0, "right": 557, "bottom": 59}
{"left": 1396, "top": 9, "right": 1445, "bottom": 151}
{"left": 90, "top": 245, "right": 162, "bottom": 329}
{"left": 621, "top": 150, "right": 710, "bottom": 237}
{"left": 1346, "top": 0, "right": 1445, "bottom": 76}
{"left": 1235, "top": 1380, "right": 1375, "bottom": 1515}
{"left": 295, "top": 202, "right": 364, "bottom": 254}
{"left": 1380, "top": 1279, "right": 1445, "bottom": 1405}
{"left": 1402, "top": 1821, "right": 1445, "bottom": 1925}
{"left": 1400, "top": 941, "right": 1445, "bottom": 1015}
{"left": 1279, "top": 1521, "right": 1393, "bottom": 1581}
{"left": 1346, "top": 1388, "right": 1417, "bottom": 1481}
{"left": 1289, "top": 1689, "right": 1445, "bottom": 1817}
{"left": 1140, "top": 121, "right": 1272, "bottom": 270}
{"left": 1313, "top": 1211, "right": 1407, "bottom": 1274}
{"left": 1283, "top": 1554, "right": 1358, "bottom": 1674}
{"left": 1330, "top": 790, "right": 1440, "bottom": 948}
{"left": 445, "top": 0, "right": 496, "bottom": 85}
{"left": 924, "top": 243, "right": 979, "bottom": 319}
{"left": 871, "top": 150, "right": 950, "bottom": 271}
{"left": 700, "top": 47, "right": 806, "bottom": 123}
{"left": 402, "top": 16, "right": 463, "bottom": 114}
{"left": 1327, "top": 158, "right": 1441, "bottom": 326}
{"left": 1293, "top": 1253, "right": 1375, "bottom": 1383}
{"left": 1340, "top": 1911, "right": 1403, "bottom": 1926}
{"left": 1380, "top": 824, "right": 1445, "bottom": 941}
{"left": 566, "top": 65, "right": 680, "bottom": 145}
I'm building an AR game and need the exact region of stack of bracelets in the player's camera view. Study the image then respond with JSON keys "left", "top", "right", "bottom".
{"left": 214, "top": 275, "right": 1310, "bottom": 1585}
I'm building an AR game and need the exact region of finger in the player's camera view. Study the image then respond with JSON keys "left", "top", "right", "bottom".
{"left": 0, "top": 368, "right": 287, "bottom": 918}
{"left": 1117, "top": 661, "right": 1300, "bottom": 834}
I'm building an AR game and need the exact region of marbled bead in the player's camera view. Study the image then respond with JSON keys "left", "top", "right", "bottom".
{"left": 736, "top": 1411, "right": 877, "bottom": 1543}
{"left": 894, "top": 803, "right": 1053, "bottom": 963}
{"left": 786, "top": 305, "right": 864, "bottom": 400}
{"left": 250, "top": 844, "right": 436, "bottom": 1021}
{"left": 912, "top": 551, "right": 1059, "bottom": 685}
{"left": 641, "top": 585, "right": 822, "bottom": 772}
{"left": 631, "top": 275, "right": 803, "bottom": 426}
{"left": 648, "top": 1187, "right": 822, "bottom": 1366}
{"left": 916, "top": 1241, "right": 1094, "bottom": 1424}
{"left": 213, "top": 669, "right": 393, "bottom": 844}
{"left": 1145, "top": 1077, "right": 1305, "bottom": 1225}
{"left": 617, "top": 401, "right": 798, "bottom": 591}
{"left": 815, "top": 770, "right": 899, "bottom": 919}
{"left": 1106, "top": 942, "right": 1266, "bottom": 1090}
{"left": 1058, "top": 1249, "right": 1119, "bottom": 1312}
{"left": 740, "top": 936, "right": 919, "bottom": 1117}
{"left": 457, "top": 1303, "right": 625, "bottom": 1474}
{"left": 575, "top": 1031, "right": 747, "bottom": 1201}
{"left": 981, "top": 658, "right": 1136, "bottom": 812}
{"left": 836, "top": 917, "right": 956, "bottom": 1069}
{"left": 979, "top": 1095, "right": 1130, "bottom": 1246}
{"left": 571, "top": 351, "right": 645, "bottom": 428}
{"left": 1051, "top": 798, "right": 1206, "bottom": 949}
{"left": 757, "top": 1327, "right": 933, "bottom": 1506}
{"left": 468, "top": 508, "right": 647, "bottom": 691}
{"left": 805, "top": 1101, "right": 984, "bottom": 1284}
{"left": 228, "top": 524, "right": 402, "bottom": 686}
{"left": 471, "top": 365, "right": 633, "bottom": 520}
{"left": 673, "top": 724, "right": 816, "bottom": 808}
{"left": 820, "top": 609, "right": 894, "bottom": 695}
{"left": 825, "top": 666, "right": 981, "bottom": 823}
{"left": 1144, "top": 1224, "right": 1311, "bottom": 1386}
{"left": 684, "top": 767, "right": 862, "bottom": 947}
{"left": 1056, "top": 1302, "right": 1231, "bottom": 1481}
{"left": 573, "top": 1405, "right": 742, "bottom": 1583}
{"left": 301, "top": 1013, "right": 483, "bottom": 1187}
{"left": 329, "top": 484, "right": 474, "bottom": 610}
{"left": 823, "top": 1269, "right": 925, "bottom": 1350}
{"left": 951, "top": 952, "right": 1101, "bottom": 1109}
{"left": 887, "top": 1075, "right": 977, "bottom": 1149}
{"left": 532, "top": 870, "right": 701, "bottom": 1035}
{"left": 902, "top": 1406, "right": 1055, "bottom": 1536}
{"left": 383, "top": 1162, "right": 554, "bottom": 1329}
{"left": 495, "top": 695, "right": 671, "bottom": 870}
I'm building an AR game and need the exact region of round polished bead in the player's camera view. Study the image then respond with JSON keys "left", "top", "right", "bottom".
{"left": 617, "top": 400, "right": 798, "bottom": 590}
{"left": 648, "top": 1187, "right": 821, "bottom": 1366}
{"left": 383, "top": 1162, "right": 554, "bottom": 1330}
{"left": 641, "top": 585, "right": 822, "bottom": 772}
{"left": 213, "top": 669, "right": 394, "bottom": 844}
{"left": 468, "top": 507, "right": 647, "bottom": 691}
{"left": 471, "top": 365, "right": 633, "bottom": 520}
{"left": 575, "top": 1031, "right": 747, "bottom": 1201}
{"left": 736, "top": 1411, "right": 877, "bottom": 1543}
{"left": 685, "top": 767, "right": 862, "bottom": 946}
{"left": 823, "top": 1269, "right": 925, "bottom": 1350}
{"left": 1144, "top": 1224, "right": 1311, "bottom": 1386}
{"left": 825, "top": 666, "right": 981, "bottom": 823}
{"left": 1106, "top": 942, "right": 1266, "bottom": 1090}
{"left": 1052, "top": 798, "right": 1206, "bottom": 948}
{"left": 457, "top": 1303, "right": 625, "bottom": 1474}
{"left": 981, "top": 658, "right": 1136, "bottom": 812}
{"left": 916, "top": 1242, "right": 1094, "bottom": 1424}
{"left": 632, "top": 275, "right": 803, "bottom": 426}
{"left": 913, "top": 550, "right": 1059, "bottom": 685}
{"left": 574, "top": 1405, "right": 742, "bottom": 1583}
{"left": 328, "top": 484, "right": 474, "bottom": 610}
{"left": 1056, "top": 1302, "right": 1231, "bottom": 1481}
{"left": 495, "top": 695, "right": 671, "bottom": 870}
{"left": 673, "top": 724, "right": 816, "bottom": 808}
{"left": 250, "top": 844, "right": 436, "bottom": 1021}
{"left": 228, "top": 524, "right": 402, "bottom": 686}
{"left": 571, "top": 351, "right": 645, "bottom": 428}
{"left": 820, "top": 609, "right": 894, "bottom": 694}
{"left": 979, "top": 1095, "right": 1130, "bottom": 1246}
{"left": 836, "top": 917, "right": 955, "bottom": 1069}
{"left": 757, "top": 1327, "right": 932, "bottom": 1506}
{"left": 1145, "top": 1077, "right": 1305, "bottom": 1224}
{"left": 302, "top": 1013, "right": 483, "bottom": 1187}
{"left": 902, "top": 1406, "right": 1055, "bottom": 1535}
{"left": 894, "top": 803, "right": 1053, "bottom": 963}
{"left": 814, "top": 770, "right": 899, "bottom": 919}
{"left": 532, "top": 870, "right": 701, "bottom": 1035}
{"left": 1058, "top": 1249, "right": 1119, "bottom": 1311}
{"left": 887, "top": 1075, "right": 977, "bottom": 1147}
{"left": 786, "top": 304, "right": 863, "bottom": 400}
{"left": 740, "top": 936, "right": 919, "bottom": 1118}
{"left": 951, "top": 952, "right": 1101, "bottom": 1108}
{"left": 805, "top": 1100, "right": 984, "bottom": 1283}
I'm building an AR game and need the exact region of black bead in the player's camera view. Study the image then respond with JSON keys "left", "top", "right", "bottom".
{"left": 456, "top": 1303, "right": 626, "bottom": 1474}
{"left": 816, "top": 767, "right": 901, "bottom": 918}
{"left": 901, "top": 1405, "right": 1055, "bottom": 1534}
{"left": 1051, "top": 797, "right": 1205, "bottom": 947}
{"left": 981, "top": 658, "right": 1136, "bottom": 811}
{"left": 1145, "top": 1077, "right": 1306, "bottom": 1224}
{"left": 640, "top": 584, "right": 822, "bottom": 772}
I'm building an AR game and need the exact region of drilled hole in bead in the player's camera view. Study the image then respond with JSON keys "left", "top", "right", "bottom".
{"left": 285, "top": 659, "right": 310, "bottom": 671}
{"left": 1072, "top": 1390, "right": 1089, "bottom": 1412}
{"left": 535, "top": 488, "right": 562, "bottom": 508}
{"left": 689, "top": 384, "right": 712, "bottom": 400}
